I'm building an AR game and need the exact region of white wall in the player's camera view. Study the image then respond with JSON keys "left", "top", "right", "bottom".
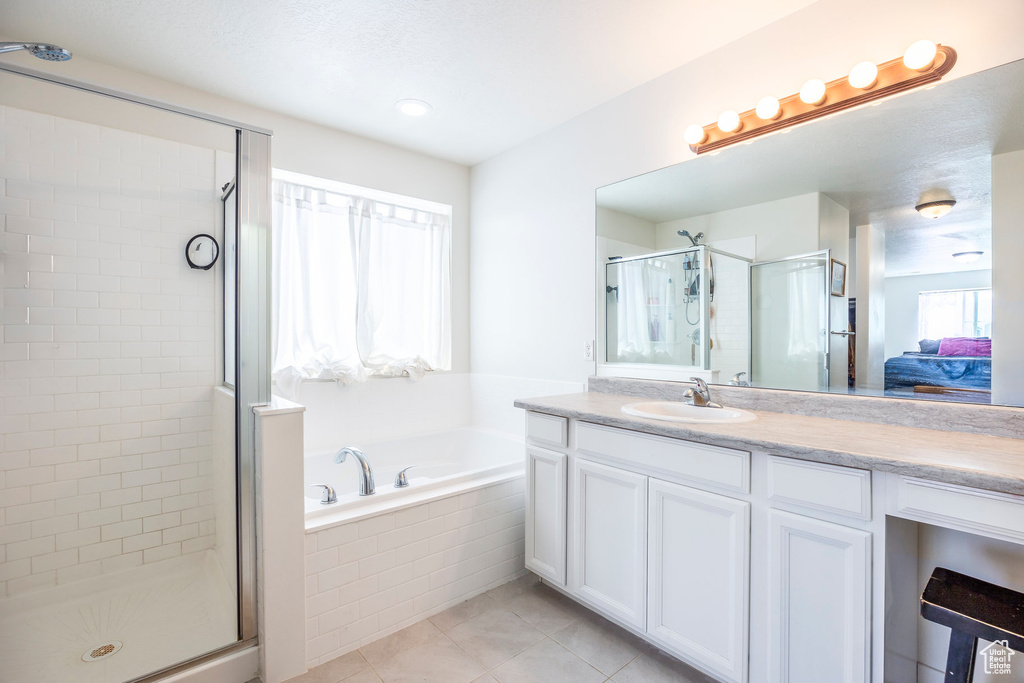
{"left": 855, "top": 224, "right": 886, "bottom": 391}
{"left": 992, "top": 149, "right": 1024, "bottom": 406}
{"left": 819, "top": 196, "right": 851, "bottom": 389}
{"left": 884, "top": 270, "right": 992, "bottom": 361}
{"left": 596, "top": 207, "right": 656, "bottom": 249}
{"left": 469, "top": 0, "right": 1024, "bottom": 384}
{"left": 655, "top": 193, "right": 820, "bottom": 259}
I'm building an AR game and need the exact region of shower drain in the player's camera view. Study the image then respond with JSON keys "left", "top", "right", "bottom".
{"left": 82, "top": 641, "right": 123, "bottom": 662}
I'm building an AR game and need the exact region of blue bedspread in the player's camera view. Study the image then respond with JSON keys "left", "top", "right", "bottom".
{"left": 883, "top": 352, "right": 991, "bottom": 391}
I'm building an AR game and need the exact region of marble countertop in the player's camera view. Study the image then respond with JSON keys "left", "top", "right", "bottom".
{"left": 514, "top": 392, "right": 1024, "bottom": 496}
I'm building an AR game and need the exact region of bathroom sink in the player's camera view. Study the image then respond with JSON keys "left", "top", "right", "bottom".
{"left": 621, "top": 401, "right": 757, "bottom": 424}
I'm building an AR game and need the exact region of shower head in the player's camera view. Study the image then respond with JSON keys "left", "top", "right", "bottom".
{"left": 0, "top": 42, "right": 73, "bottom": 62}
{"left": 676, "top": 230, "right": 705, "bottom": 246}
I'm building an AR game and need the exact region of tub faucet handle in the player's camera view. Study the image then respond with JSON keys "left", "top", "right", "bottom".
{"left": 395, "top": 466, "right": 415, "bottom": 489}
{"left": 308, "top": 484, "right": 337, "bottom": 505}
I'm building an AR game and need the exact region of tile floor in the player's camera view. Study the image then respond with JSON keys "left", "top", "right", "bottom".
{"left": 286, "top": 573, "right": 717, "bottom": 683}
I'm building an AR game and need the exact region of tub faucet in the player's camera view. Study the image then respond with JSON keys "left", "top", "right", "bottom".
{"left": 334, "top": 447, "right": 375, "bottom": 496}
{"left": 685, "top": 377, "right": 722, "bottom": 408}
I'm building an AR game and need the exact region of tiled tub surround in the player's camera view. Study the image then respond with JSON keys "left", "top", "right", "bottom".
{"left": 296, "top": 373, "right": 582, "bottom": 671}
{"left": 304, "top": 478, "right": 527, "bottom": 668}
{"left": 304, "top": 427, "right": 522, "bottom": 521}
{"left": 0, "top": 104, "right": 225, "bottom": 595}
{"left": 518, "top": 390, "right": 1024, "bottom": 495}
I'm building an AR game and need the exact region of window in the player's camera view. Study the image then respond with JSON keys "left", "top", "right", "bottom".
{"left": 271, "top": 171, "right": 452, "bottom": 397}
{"left": 917, "top": 288, "right": 992, "bottom": 340}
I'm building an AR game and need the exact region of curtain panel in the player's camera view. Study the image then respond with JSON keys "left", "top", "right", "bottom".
{"left": 271, "top": 179, "right": 452, "bottom": 397}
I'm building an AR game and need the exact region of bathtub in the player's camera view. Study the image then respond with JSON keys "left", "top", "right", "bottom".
{"left": 303, "top": 427, "right": 524, "bottom": 528}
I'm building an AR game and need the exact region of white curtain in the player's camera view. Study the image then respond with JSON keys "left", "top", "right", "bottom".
{"left": 271, "top": 179, "right": 451, "bottom": 398}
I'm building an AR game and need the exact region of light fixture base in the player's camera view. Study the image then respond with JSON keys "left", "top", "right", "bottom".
{"left": 689, "top": 45, "right": 956, "bottom": 154}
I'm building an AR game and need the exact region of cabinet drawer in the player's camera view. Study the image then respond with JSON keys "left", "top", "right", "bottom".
{"left": 767, "top": 456, "right": 871, "bottom": 522}
{"left": 576, "top": 422, "right": 749, "bottom": 494}
{"left": 527, "top": 412, "right": 567, "bottom": 448}
{"left": 892, "top": 476, "right": 1024, "bottom": 544}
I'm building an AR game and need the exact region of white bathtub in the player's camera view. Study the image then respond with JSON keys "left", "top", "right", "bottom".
{"left": 303, "top": 427, "right": 524, "bottom": 527}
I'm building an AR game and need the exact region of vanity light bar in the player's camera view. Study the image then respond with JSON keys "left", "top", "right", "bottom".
{"left": 685, "top": 41, "right": 957, "bottom": 154}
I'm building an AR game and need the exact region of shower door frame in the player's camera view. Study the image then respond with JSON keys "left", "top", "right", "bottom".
{"left": 0, "top": 61, "right": 271, "bottom": 679}
{"left": 747, "top": 249, "right": 832, "bottom": 391}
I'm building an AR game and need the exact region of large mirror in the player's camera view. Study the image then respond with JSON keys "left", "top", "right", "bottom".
{"left": 596, "top": 58, "right": 1024, "bottom": 406}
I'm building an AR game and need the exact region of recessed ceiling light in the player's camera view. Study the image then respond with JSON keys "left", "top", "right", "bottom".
{"left": 395, "top": 99, "right": 432, "bottom": 117}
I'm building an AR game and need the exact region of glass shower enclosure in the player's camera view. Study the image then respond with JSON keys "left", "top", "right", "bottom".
{"left": 602, "top": 245, "right": 751, "bottom": 383}
{"left": 0, "top": 59, "right": 269, "bottom": 683}
{"left": 749, "top": 251, "right": 832, "bottom": 392}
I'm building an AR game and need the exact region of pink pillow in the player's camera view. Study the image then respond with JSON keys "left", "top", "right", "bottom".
{"left": 937, "top": 337, "right": 991, "bottom": 357}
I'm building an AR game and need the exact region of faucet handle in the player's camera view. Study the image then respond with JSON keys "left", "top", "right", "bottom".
{"left": 308, "top": 484, "right": 337, "bottom": 505}
{"left": 729, "top": 372, "right": 750, "bottom": 386}
{"left": 394, "top": 466, "right": 415, "bottom": 489}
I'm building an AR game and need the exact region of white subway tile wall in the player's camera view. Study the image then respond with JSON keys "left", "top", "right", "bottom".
{"left": 708, "top": 255, "right": 749, "bottom": 383}
{"left": 0, "top": 104, "right": 222, "bottom": 597}
{"left": 303, "top": 479, "right": 526, "bottom": 667}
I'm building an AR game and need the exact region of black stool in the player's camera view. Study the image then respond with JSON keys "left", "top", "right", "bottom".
{"left": 920, "top": 567, "right": 1024, "bottom": 682}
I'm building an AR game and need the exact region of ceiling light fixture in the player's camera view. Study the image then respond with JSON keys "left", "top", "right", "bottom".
{"left": 684, "top": 40, "right": 956, "bottom": 155}
{"left": 395, "top": 99, "right": 432, "bottom": 117}
{"left": 915, "top": 199, "right": 957, "bottom": 218}
{"left": 953, "top": 251, "right": 983, "bottom": 263}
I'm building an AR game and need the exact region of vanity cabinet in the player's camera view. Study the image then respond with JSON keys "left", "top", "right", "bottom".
{"left": 524, "top": 412, "right": 880, "bottom": 683}
{"left": 569, "top": 458, "right": 648, "bottom": 629}
{"left": 768, "top": 509, "right": 871, "bottom": 683}
{"left": 525, "top": 446, "right": 567, "bottom": 585}
{"left": 648, "top": 479, "right": 750, "bottom": 683}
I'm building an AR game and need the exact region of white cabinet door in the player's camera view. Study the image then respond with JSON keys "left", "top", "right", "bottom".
{"left": 648, "top": 479, "right": 750, "bottom": 683}
{"left": 525, "top": 446, "right": 567, "bottom": 585}
{"left": 768, "top": 510, "right": 871, "bottom": 683}
{"left": 570, "top": 458, "right": 648, "bottom": 629}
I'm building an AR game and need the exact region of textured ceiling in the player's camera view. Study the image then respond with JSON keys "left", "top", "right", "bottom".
{"left": 0, "top": 0, "right": 815, "bottom": 164}
{"left": 598, "top": 58, "right": 1024, "bottom": 276}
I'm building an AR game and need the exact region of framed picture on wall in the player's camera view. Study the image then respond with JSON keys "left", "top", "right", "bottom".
{"left": 830, "top": 259, "right": 847, "bottom": 297}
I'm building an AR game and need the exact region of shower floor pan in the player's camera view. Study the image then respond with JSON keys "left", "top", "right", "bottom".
{"left": 0, "top": 551, "right": 236, "bottom": 683}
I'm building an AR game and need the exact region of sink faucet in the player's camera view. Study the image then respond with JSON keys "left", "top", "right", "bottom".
{"left": 334, "top": 447, "right": 375, "bottom": 496}
{"left": 685, "top": 377, "right": 722, "bottom": 409}
{"left": 729, "top": 372, "right": 750, "bottom": 387}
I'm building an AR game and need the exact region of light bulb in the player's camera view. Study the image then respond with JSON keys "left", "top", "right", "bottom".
{"left": 799, "top": 79, "right": 827, "bottom": 105}
{"left": 717, "top": 110, "right": 741, "bottom": 133}
{"left": 848, "top": 61, "right": 878, "bottom": 89}
{"left": 755, "top": 96, "right": 781, "bottom": 120}
{"left": 684, "top": 124, "right": 707, "bottom": 146}
{"left": 903, "top": 40, "right": 937, "bottom": 71}
{"left": 395, "top": 99, "right": 432, "bottom": 116}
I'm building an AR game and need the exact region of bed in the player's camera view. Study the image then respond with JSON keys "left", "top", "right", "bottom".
{"left": 884, "top": 352, "right": 992, "bottom": 392}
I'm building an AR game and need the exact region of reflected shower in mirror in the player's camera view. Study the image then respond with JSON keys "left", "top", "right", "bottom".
{"left": 596, "top": 57, "right": 1024, "bottom": 406}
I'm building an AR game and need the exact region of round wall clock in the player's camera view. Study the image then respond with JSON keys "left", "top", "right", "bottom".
{"left": 185, "top": 234, "right": 220, "bottom": 270}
